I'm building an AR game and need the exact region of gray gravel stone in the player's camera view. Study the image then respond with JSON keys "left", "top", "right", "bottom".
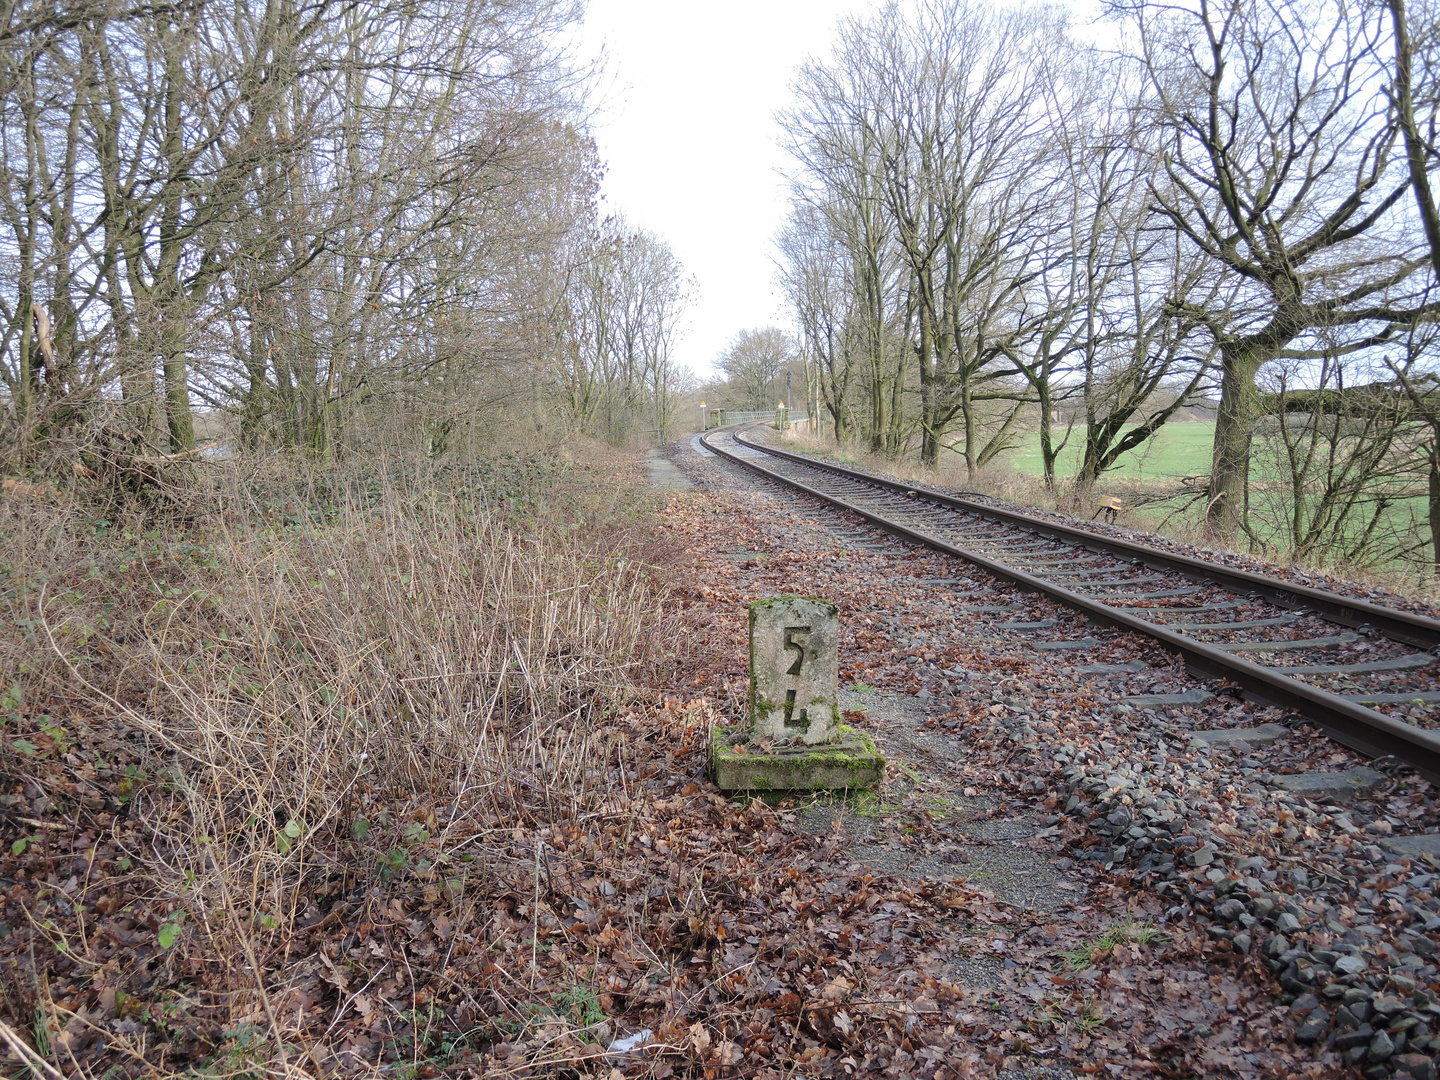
{"left": 1216, "top": 898, "right": 1246, "bottom": 921}
{"left": 1185, "top": 843, "right": 1217, "bottom": 867}
{"left": 1335, "top": 954, "right": 1368, "bottom": 976}
{"left": 1374, "top": 995, "right": 1407, "bottom": 1018}
{"left": 1395, "top": 1053, "right": 1437, "bottom": 1080}
{"left": 1336, "top": 1024, "right": 1374, "bottom": 1050}
{"left": 1295, "top": 1010, "right": 1330, "bottom": 1044}
{"left": 1370, "top": 1028, "right": 1396, "bottom": 1062}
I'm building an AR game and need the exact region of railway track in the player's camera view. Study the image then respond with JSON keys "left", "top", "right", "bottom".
{"left": 700, "top": 423, "right": 1440, "bottom": 787}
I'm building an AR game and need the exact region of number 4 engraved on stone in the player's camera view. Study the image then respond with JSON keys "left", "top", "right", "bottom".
{"left": 782, "top": 690, "right": 810, "bottom": 731}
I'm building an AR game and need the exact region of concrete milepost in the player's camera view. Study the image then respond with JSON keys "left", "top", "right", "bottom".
{"left": 712, "top": 596, "right": 885, "bottom": 792}
{"left": 750, "top": 596, "right": 839, "bottom": 744}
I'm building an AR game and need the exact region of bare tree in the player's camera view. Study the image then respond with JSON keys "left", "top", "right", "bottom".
{"left": 864, "top": 2, "right": 1073, "bottom": 469}
{"left": 0, "top": 0, "right": 596, "bottom": 475}
{"left": 784, "top": 0, "right": 1114, "bottom": 475}
{"left": 1383, "top": 325, "right": 1440, "bottom": 572}
{"left": 550, "top": 215, "right": 694, "bottom": 445}
{"left": 776, "top": 203, "right": 860, "bottom": 441}
{"left": 774, "top": 0, "right": 1440, "bottom": 579}
{"left": 718, "top": 328, "right": 793, "bottom": 412}
{"left": 783, "top": 38, "right": 902, "bottom": 452}
{"left": 996, "top": 59, "right": 1222, "bottom": 491}
{"left": 1118, "top": 0, "right": 1434, "bottom": 542}
{"left": 1250, "top": 350, "right": 1410, "bottom": 563}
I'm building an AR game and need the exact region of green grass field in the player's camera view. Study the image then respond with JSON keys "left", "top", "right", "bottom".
{"left": 1001, "top": 420, "right": 1432, "bottom": 571}
{"left": 1004, "top": 421, "right": 1215, "bottom": 480}
{"left": 792, "top": 419, "right": 1434, "bottom": 573}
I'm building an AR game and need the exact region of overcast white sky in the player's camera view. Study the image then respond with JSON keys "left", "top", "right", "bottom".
{"left": 570, "top": 0, "right": 1110, "bottom": 382}
{"left": 570, "top": 0, "right": 871, "bottom": 382}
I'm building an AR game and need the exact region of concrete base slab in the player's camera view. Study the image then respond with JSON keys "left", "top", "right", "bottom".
{"left": 783, "top": 688, "right": 1085, "bottom": 924}
{"left": 1078, "top": 661, "right": 1151, "bottom": 674}
{"left": 1280, "top": 654, "right": 1435, "bottom": 675}
{"left": 1126, "top": 689, "right": 1214, "bottom": 707}
{"left": 1109, "top": 587, "right": 1206, "bottom": 599}
{"left": 1079, "top": 574, "right": 1167, "bottom": 586}
{"left": 643, "top": 449, "right": 694, "bottom": 491}
{"left": 793, "top": 800, "right": 1073, "bottom": 914}
{"left": 1212, "top": 633, "right": 1358, "bottom": 652}
{"left": 1189, "top": 723, "right": 1290, "bottom": 748}
{"left": 1270, "top": 766, "right": 1387, "bottom": 798}
{"left": 1380, "top": 834, "right": 1440, "bottom": 859}
{"left": 711, "top": 727, "right": 885, "bottom": 792}
{"left": 947, "top": 954, "right": 1004, "bottom": 989}
{"left": 1033, "top": 638, "right": 1101, "bottom": 651}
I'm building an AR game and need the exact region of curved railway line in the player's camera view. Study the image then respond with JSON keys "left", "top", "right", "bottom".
{"left": 701, "top": 423, "right": 1440, "bottom": 787}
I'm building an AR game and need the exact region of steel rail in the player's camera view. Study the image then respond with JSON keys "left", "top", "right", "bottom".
{"left": 731, "top": 429, "right": 1440, "bottom": 650}
{"left": 702, "top": 424, "right": 1440, "bottom": 787}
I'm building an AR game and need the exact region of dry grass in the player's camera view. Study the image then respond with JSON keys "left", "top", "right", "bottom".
{"left": 0, "top": 445, "right": 681, "bottom": 1075}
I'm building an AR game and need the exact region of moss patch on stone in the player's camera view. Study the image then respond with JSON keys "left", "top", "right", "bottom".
{"left": 710, "top": 725, "right": 885, "bottom": 792}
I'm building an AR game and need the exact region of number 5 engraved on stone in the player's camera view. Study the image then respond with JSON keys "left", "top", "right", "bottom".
{"left": 783, "top": 626, "right": 810, "bottom": 676}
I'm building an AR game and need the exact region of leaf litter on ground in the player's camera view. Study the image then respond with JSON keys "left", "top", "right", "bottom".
{"left": 0, "top": 441, "right": 1361, "bottom": 1079}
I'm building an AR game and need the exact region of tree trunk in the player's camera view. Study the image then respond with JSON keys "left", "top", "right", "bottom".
{"left": 868, "top": 342, "right": 884, "bottom": 452}
{"left": 917, "top": 296, "right": 937, "bottom": 467}
{"left": 1039, "top": 400, "right": 1057, "bottom": 490}
{"left": 1205, "top": 346, "right": 1265, "bottom": 541}
{"left": 1430, "top": 444, "right": 1440, "bottom": 578}
{"left": 16, "top": 284, "right": 34, "bottom": 448}
{"left": 164, "top": 349, "right": 196, "bottom": 453}
{"left": 888, "top": 345, "right": 905, "bottom": 456}
{"left": 823, "top": 341, "right": 849, "bottom": 443}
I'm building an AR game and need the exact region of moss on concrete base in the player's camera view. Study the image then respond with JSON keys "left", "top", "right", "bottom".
{"left": 710, "top": 725, "right": 885, "bottom": 792}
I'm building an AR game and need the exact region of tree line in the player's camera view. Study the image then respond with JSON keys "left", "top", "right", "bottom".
{"left": 0, "top": 0, "right": 689, "bottom": 492}
{"left": 775, "top": 0, "right": 1440, "bottom": 569}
